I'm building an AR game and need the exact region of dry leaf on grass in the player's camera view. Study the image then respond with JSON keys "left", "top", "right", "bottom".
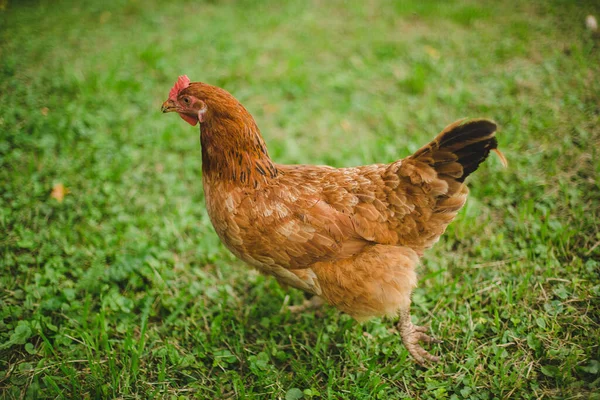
{"left": 50, "top": 183, "right": 69, "bottom": 202}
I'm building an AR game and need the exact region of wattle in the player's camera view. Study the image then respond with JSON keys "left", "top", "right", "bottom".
{"left": 179, "top": 113, "right": 198, "bottom": 126}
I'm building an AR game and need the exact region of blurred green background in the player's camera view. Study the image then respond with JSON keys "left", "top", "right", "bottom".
{"left": 1, "top": 0, "right": 599, "bottom": 398}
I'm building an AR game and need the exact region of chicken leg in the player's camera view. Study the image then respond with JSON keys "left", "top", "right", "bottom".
{"left": 397, "top": 309, "right": 441, "bottom": 365}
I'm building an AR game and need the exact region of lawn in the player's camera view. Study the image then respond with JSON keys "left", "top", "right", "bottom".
{"left": 1, "top": 0, "right": 599, "bottom": 398}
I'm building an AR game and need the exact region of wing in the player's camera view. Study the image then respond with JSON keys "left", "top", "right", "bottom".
{"left": 266, "top": 160, "right": 467, "bottom": 259}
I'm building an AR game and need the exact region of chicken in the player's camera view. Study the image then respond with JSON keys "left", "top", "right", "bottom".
{"left": 161, "top": 75, "right": 505, "bottom": 365}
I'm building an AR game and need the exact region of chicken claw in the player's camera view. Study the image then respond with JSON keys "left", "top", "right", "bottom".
{"left": 397, "top": 315, "right": 442, "bottom": 366}
{"left": 286, "top": 295, "right": 325, "bottom": 314}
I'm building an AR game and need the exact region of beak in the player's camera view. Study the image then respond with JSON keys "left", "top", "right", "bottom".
{"left": 161, "top": 99, "right": 177, "bottom": 113}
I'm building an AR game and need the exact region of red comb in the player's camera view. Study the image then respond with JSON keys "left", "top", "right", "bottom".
{"left": 168, "top": 75, "right": 191, "bottom": 101}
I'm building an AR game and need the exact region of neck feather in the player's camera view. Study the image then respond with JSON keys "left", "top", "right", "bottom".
{"left": 200, "top": 116, "right": 278, "bottom": 187}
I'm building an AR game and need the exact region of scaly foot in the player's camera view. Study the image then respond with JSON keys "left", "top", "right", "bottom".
{"left": 287, "top": 295, "right": 325, "bottom": 314}
{"left": 398, "top": 322, "right": 442, "bottom": 366}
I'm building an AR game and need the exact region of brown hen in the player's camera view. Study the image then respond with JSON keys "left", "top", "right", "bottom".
{"left": 161, "top": 76, "right": 505, "bottom": 365}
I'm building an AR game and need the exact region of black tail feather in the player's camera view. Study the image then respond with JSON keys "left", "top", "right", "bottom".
{"left": 411, "top": 119, "right": 504, "bottom": 182}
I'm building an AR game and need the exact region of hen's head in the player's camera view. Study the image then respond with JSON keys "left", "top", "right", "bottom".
{"left": 161, "top": 75, "right": 246, "bottom": 127}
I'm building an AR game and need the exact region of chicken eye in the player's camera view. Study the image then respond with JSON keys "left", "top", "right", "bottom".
{"left": 182, "top": 97, "right": 190, "bottom": 105}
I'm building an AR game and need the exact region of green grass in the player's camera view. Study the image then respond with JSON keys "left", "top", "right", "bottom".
{"left": 1, "top": 0, "right": 599, "bottom": 398}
